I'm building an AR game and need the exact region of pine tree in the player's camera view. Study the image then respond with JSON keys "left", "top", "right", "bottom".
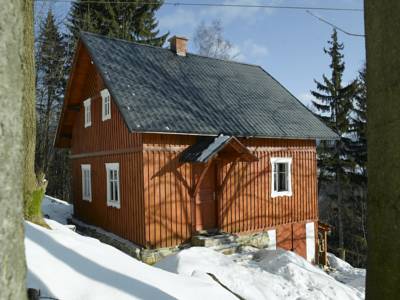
{"left": 36, "top": 10, "right": 66, "bottom": 175}
{"left": 35, "top": 10, "right": 72, "bottom": 202}
{"left": 345, "top": 65, "right": 368, "bottom": 266}
{"left": 67, "top": 0, "right": 167, "bottom": 49}
{"left": 311, "top": 29, "right": 358, "bottom": 259}
{"left": 352, "top": 65, "right": 367, "bottom": 178}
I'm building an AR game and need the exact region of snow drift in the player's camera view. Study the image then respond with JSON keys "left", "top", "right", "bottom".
{"left": 25, "top": 196, "right": 365, "bottom": 300}
{"left": 156, "top": 247, "right": 365, "bottom": 300}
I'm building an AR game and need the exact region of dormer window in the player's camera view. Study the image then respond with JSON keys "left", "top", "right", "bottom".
{"left": 84, "top": 98, "right": 91, "bottom": 128}
{"left": 101, "top": 89, "right": 111, "bottom": 121}
{"left": 271, "top": 157, "right": 292, "bottom": 197}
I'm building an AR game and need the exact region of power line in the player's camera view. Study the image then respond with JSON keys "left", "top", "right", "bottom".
{"left": 34, "top": 0, "right": 363, "bottom": 12}
{"left": 306, "top": 10, "right": 365, "bottom": 37}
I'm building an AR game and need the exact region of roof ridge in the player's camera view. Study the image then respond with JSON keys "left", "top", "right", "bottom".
{"left": 80, "top": 31, "right": 262, "bottom": 69}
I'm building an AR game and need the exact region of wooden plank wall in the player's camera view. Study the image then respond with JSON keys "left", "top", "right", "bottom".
{"left": 142, "top": 134, "right": 196, "bottom": 248}
{"left": 70, "top": 62, "right": 142, "bottom": 155}
{"left": 143, "top": 135, "right": 318, "bottom": 248}
{"left": 72, "top": 153, "right": 145, "bottom": 245}
{"left": 218, "top": 138, "right": 318, "bottom": 234}
{"left": 70, "top": 60, "right": 145, "bottom": 246}
{"left": 66, "top": 43, "right": 318, "bottom": 250}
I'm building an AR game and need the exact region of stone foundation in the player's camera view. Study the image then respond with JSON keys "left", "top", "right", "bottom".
{"left": 70, "top": 218, "right": 272, "bottom": 264}
{"left": 69, "top": 217, "right": 185, "bottom": 264}
{"left": 236, "top": 232, "right": 270, "bottom": 249}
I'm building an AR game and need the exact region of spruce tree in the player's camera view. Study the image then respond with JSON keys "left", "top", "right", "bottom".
{"left": 67, "top": 0, "right": 167, "bottom": 49}
{"left": 346, "top": 65, "right": 368, "bottom": 266}
{"left": 36, "top": 10, "right": 72, "bottom": 202}
{"left": 352, "top": 65, "right": 367, "bottom": 179}
{"left": 36, "top": 10, "right": 66, "bottom": 175}
{"left": 311, "top": 29, "right": 358, "bottom": 259}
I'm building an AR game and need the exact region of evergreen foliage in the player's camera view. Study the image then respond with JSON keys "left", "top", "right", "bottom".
{"left": 36, "top": 10, "right": 66, "bottom": 174}
{"left": 352, "top": 65, "right": 367, "bottom": 179}
{"left": 345, "top": 65, "right": 368, "bottom": 267}
{"left": 35, "top": 10, "right": 71, "bottom": 202}
{"left": 311, "top": 29, "right": 358, "bottom": 261}
{"left": 67, "top": 0, "right": 167, "bottom": 49}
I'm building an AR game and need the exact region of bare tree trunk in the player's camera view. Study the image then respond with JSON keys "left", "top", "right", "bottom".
{"left": 337, "top": 178, "right": 345, "bottom": 260}
{"left": 22, "top": 0, "right": 47, "bottom": 225}
{"left": 0, "top": 1, "right": 27, "bottom": 299}
{"left": 365, "top": 1, "right": 400, "bottom": 298}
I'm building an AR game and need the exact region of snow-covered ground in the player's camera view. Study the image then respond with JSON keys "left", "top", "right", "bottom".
{"left": 41, "top": 195, "right": 73, "bottom": 224}
{"left": 25, "top": 196, "right": 366, "bottom": 300}
{"left": 156, "top": 247, "right": 364, "bottom": 300}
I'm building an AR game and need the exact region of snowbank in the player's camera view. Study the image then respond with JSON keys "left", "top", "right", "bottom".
{"left": 27, "top": 196, "right": 365, "bottom": 300}
{"left": 25, "top": 208, "right": 236, "bottom": 299}
{"left": 41, "top": 195, "right": 73, "bottom": 225}
{"left": 156, "top": 247, "right": 365, "bottom": 300}
{"left": 328, "top": 253, "right": 366, "bottom": 293}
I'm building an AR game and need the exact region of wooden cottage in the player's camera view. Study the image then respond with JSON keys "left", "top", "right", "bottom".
{"left": 55, "top": 32, "right": 337, "bottom": 263}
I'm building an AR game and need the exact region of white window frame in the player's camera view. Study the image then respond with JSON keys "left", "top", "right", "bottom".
{"left": 81, "top": 164, "right": 92, "bottom": 202}
{"left": 101, "top": 89, "right": 111, "bottom": 121}
{"left": 83, "top": 98, "right": 91, "bottom": 128}
{"left": 106, "top": 163, "right": 120, "bottom": 208}
{"left": 271, "top": 157, "right": 292, "bottom": 198}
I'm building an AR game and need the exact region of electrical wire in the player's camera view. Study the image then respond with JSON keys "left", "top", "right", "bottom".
{"left": 34, "top": 0, "right": 363, "bottom": 12}
{"left": 306, "top": 10, "right": 365, "bottom": 37}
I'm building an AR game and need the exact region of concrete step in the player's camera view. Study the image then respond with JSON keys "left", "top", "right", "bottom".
{"left": 191, "top": 233, "right": 237, "bottom": 247}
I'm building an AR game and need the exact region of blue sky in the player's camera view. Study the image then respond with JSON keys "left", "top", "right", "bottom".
{"left": 40, "top": 0, "right": 365, "bottom": 107}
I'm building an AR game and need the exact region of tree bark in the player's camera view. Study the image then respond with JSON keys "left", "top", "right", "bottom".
{"left": 0, "top": 1, "right": 27, "bottom": 299}
{"left": 365, "top": 1, "right": 400, "bottom": 298}
{"left": 23, "top": 0, "right": 47, "bottom": 225}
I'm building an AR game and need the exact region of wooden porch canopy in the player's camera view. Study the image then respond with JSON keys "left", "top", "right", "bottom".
{"left": 179, "top": 134, "right": 258, "bottom": 164}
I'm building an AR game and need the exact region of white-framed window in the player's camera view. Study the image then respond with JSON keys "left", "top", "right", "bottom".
{"left": 84, "top": 98, "right": 91, "bottom": 128}
{"left": 106, "top": 163, "right": 120, "bottom": 208}
{"left": 101, "top": 89, "right": 111, "bottom": 121}
{"left": 81, "top": 164, "right": 92, "bottom": 201}
{"left": 271, "top": 157, "right": 292, "bottom": 197}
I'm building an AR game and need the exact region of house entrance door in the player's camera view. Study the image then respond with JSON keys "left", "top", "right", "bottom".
{"left": 194, "top": 163, "right": 217, "bottom": 231}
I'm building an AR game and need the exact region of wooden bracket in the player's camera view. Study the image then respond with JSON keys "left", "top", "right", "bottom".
{"left": 217, "top": 158, "right": 239, "bottom": 194}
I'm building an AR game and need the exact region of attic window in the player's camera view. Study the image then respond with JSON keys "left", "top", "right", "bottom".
{"left": 84, "top": 98, "right": 91, "bottom": 128}
{"left": 271, "top": 157, "right": 292, "bottom": 197}
{"left": 101, "top": 89, "right": 111, "bottom": 121}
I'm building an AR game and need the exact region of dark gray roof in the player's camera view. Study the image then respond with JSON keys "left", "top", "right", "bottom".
{"left": 180, "top": 135, "right": 232, "bottom": 163}
{"left": 80, "top": 32, "right": 338, "bottom": 140}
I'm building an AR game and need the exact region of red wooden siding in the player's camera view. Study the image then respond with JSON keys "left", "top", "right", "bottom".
{"left": 66, "top": 48, "right": 319, "bottom": 252}
{"left": 142, "top": 134, "right": 196, "bottom": 248}
{"left": 218, "top": 139, "right": 318, "bottom": 234}
{"left": 275, "top": 222, "right": 308, "bottom": 259}
{"left": 142, "top": 135, "right": 318, "bottom": 248}
{"left": 70, "top": 61, "right": 142, "bottom": 155}
{"left": 70, "top": 57, "right": 145, "bottom": 246}
{"left": 72, "top": 153, "right": 145, "bottom": 245}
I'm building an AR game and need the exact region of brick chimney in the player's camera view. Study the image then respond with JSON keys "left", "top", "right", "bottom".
{"left": 169, "top": 36, "right": 188, "bottom": 57}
